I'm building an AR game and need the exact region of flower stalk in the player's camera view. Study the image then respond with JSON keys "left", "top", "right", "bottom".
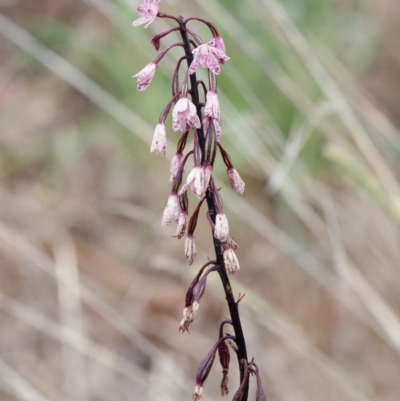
{"left": 132, "top": 2, "right": 266, "bottom": 400}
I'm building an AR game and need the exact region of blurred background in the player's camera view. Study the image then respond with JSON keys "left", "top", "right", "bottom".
{"left": 1, "top": 0, "right": 400, "bottom": 400}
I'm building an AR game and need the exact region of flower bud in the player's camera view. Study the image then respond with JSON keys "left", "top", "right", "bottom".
{"left": 253, "top": 363, "right": 267, "bottom": 401}
{"left": 185, "top": 234, "right": 196, "bottom": 265}
{"left": 204, "top": 91, "right": 220, "bottom": 121}
{"left": 203, "top": 117, "right": 222, "bottom": 141}
{"left": 193, "top": 337, "right": 231, "bottom": 398}
{"left": 150, "top": 123, "right": 166, "bottom": 156}
{"left": 214, "top": 213, "right": 229, "bottom": 242}
{"left": 228, "top": 167, "right": 245, "bottom": 194}
{"left": 223, "top": 249, "right": 240, "bottom": 275}
{"left": 170, "top": 152, "right": 184, "bottom": 181}
{"left": 231, "top": 360, "right": 249, "bottom": 401}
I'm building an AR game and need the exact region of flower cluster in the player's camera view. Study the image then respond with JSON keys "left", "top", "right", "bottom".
{"left": 132, "top": 2, "right": 266, "bottom": 400}
{"left": 132, "top": 5, "right": 244, "bottom": 266}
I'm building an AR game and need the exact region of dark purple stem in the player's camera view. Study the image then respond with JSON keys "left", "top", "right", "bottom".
{"left": 157, "top": 12, "right": 180, "bottom": 23}
{"left": 184, "top": 17, "right": 220, "bottom": 37}
{"left": 177, "top": 16, "right": 249, "bottom": 401}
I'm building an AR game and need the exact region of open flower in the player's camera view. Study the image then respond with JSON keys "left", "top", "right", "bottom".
{"left": 150, "top": 123, "right": 166, "bottom": 155}
{"left": 188, "top": 40, "right": 230, "bottom": 75}
{"left": 133, "top": 62, "right": 157, "bottom": 91}
{"left": 132, "top": 0, "right": 160, "bottom": 28}
{"left": 179, "top": 166, "right": 207, "bottom": 199}
{"left": 172, "top": 98, "right": 201, "bottom": 132}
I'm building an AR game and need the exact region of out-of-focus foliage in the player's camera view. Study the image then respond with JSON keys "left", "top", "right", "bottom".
{"left": 0, "top": 0, "right": 400, "bottom": 400}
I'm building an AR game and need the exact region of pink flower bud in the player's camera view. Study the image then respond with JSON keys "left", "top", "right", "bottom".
{"left": 228, "top": 167, "right": 245, "bottom": 194}
{"left": 170, "top": 152, "right": 184, "bottom": 181}
{"left": 185, "top": 234, "right": 196, "bottom": 265}
{"left": 150, "top": 123, "right": 166, "bottom": 156}
{"left": 223, "top": 249, "right": 240, "bottom": 275}
{"left": 214, "top": 213, "right": 229, "bottom": 242}
{"left": 161, "top": 193, "right": 180, "bottom": 225}
{"left": 133, "top": 62, "right": 157, "bottom": 91}
{"left": 204, "top": 91, "right": 220, "bottom": 121}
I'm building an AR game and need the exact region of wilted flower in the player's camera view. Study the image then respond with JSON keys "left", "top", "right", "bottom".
{"left": 192, "top": 385, "right": 203, "bottom": 401}
{"left": 223, "top": 248, "right": 240, "bottom": 275}
{"left": 150, "top": 123, "right": 166, "bottom": 155}
{"left": 225, "top": 236, "right": 239, "bottom": 250}
{"left": 228, "top": 167, "right": 245, "bottom": 194}
{"left": 172, "top": 98, "right": 201, "bottom": 132}
{"left": 218, "top": 322, "right": 231, "bottom": 396}
{"left": 214, "top": 213, "right": 229, "bottom": 242}
{"left": 162, "top": 193, "right": 180, "bottom": 225}
{"left": 179, "top": 302, "right": 199, "bottom": 333}
{"left": 188, "top": 40, "right": 230, "bottom": 75}
{"left": 173, "top": 211, "right": 188, "bottom": 239}
{"left": 132, "top": 0, "right": 160, "bottom": 28}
